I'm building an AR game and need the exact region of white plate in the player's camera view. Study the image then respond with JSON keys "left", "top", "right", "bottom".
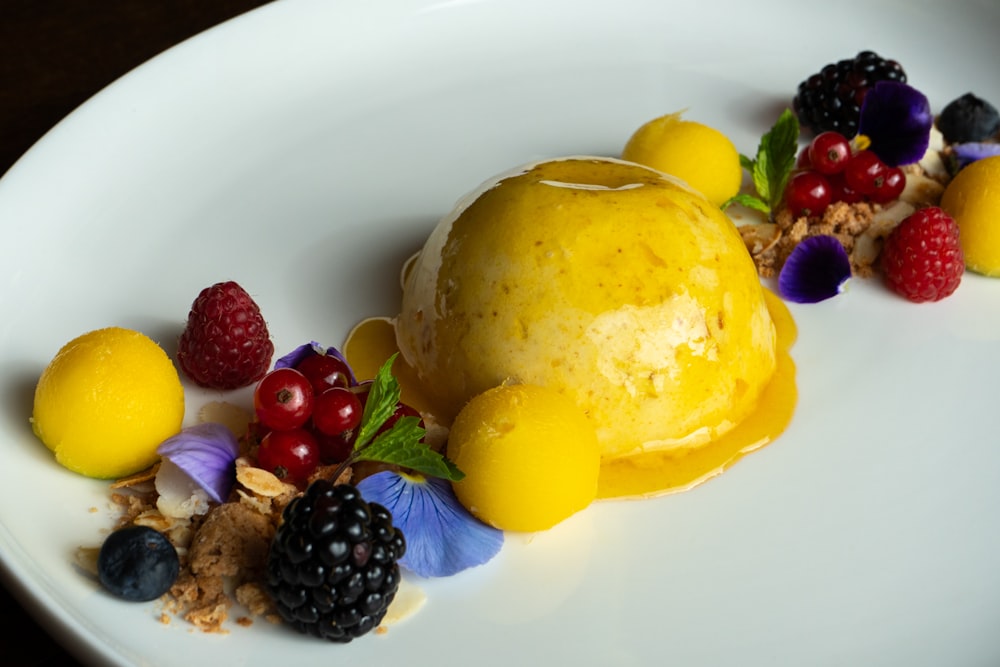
{"left": 2, "top": 0, "right": 1000, "bottom": 665}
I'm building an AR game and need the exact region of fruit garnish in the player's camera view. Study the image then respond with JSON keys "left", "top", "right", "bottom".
{"left": 856, "top": 81, "right": 932, "bottom": 167}
{"left": 446, "top": 383, "right": 600, "bottom": 532}
{"left": 256, "top": 428, "right": 320, "bottom": 485}
{"left": 880, "top": 206, "right": 964, "bottom": 302}
{"left": 723, "top": 108, "right": 799, "bottom": 218}
{"left": 156, "top": 422, "right": 240, "bottom": 511}
{"left": 793, "top": 50, "right": 907, "bottom": 136}
{"left": 265, "top": 480, "right": 405, "bottom": 642}
{"left": 32, "top": 327, "right": 185, "bottom": 479}
{"left": 98, "top": 526, "right": 180, "bottom": 602}
{"left": 274, "top": 341, "right": 357, "bottom": 388}
{"left": 253, "top": 367, "right": 314, "bottom": 431}
{"left": 177, "top": 281, "right": 274, "bottom": 390}
{"left": 777, "top": 235, "right": 852, "bottom": 304}
{"left": 937, "top": 92, "right": 1000, "bottom": 144}
{"left": 356, "top": 470, "right": 504, "bottom": 578}
{"left": 940, "top": 155, "right": 1000, "bottom": 276}
{"left": 621, "top": 110, "right": 742, "bottom": 207}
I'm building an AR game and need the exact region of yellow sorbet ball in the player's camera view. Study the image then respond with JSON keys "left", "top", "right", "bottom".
{"left": 448, "top": 383, "right": 600, "bottom": 532}
{"left": 621, "top": 111, "right": 742, "bottom": 207}
{"left": 940, "top": 155, "right": 1000, "bottom": 276}
{"left": 32, "top": 327, "right": 185, "bottom": 479}
{"left": 396, "top": 157, "right": 777, "bottom": 462}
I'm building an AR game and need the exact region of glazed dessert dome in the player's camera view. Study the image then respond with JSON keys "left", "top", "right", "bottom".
{"left": 395, "top": 156, "right": 777, "bottom": 461}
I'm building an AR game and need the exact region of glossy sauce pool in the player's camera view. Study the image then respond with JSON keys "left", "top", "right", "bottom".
{"left": 343, "top": 288, "right": 796, "bottom": 500}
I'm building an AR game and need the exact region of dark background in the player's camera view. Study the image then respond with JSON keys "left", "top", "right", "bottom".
{"left": 0, "top": 2, "right": 274, "bottom": 663}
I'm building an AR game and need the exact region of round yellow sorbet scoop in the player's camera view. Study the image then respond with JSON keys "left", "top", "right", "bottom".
{"left": 396, "top": 157, "right": 777, "bottom": 462}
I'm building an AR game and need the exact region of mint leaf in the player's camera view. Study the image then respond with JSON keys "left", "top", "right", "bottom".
{"left": 761, "top": 109, "right": 799, "bottom": 211}
{"left": 738, "top": 109, "right": 800, "bottom": 218}
{"left": 722, "top": 193, "right": 771, "bottom": 215}
{"left": 353, "top": 355, "right": 403, "bottom": 451}
{"left": 355, "top": 416, "right": 465, "bottom": 481}
{"left": 346, "top": 354, "right": 464, "bottom": 482}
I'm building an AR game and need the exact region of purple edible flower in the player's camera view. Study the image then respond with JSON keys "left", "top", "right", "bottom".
{"left": 356, "top": 470, "right": 504, "bottom": 578}
{"left": 951, "top": 142, "right": 1000, "bottom": 169}
{"left": 778, "top": 235, "right": 852, "bottom": 304}
{"left": 156, "top": 423, "right": 240, "bottom": 503}
{"left": 274, "top": 341, "right": 357, "bottom": 385}
{"left": 857, "top": 81, "right": 933, "bottom": 167}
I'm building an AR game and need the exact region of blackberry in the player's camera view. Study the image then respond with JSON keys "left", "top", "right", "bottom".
{"left": 937, "top": 93, "right": 1000, "bottom": 144}
{"left": 793, "top": 51, "right": 907, "bottom": 136}
{"left": 266, "top": 480, "right": 405, "bottom": 642}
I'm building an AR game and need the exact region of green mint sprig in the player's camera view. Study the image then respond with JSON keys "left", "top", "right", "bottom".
{"left": 341, "top": 354, "right": 464, "bottom": 482}
{"left": 722, "top": 108, "right": 799, "bottom": 218}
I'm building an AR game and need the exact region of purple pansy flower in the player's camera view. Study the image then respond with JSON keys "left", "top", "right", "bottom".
{"left": 156, "top": 422, "right": 240, "bottom": 503}
{"left": 778, "top": 235, "right": 852, "bottom": 303}
{"left": 858, "top": 81, "right": 933, "bottom": 167}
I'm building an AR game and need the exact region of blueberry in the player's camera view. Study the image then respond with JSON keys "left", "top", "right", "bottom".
{"left": 97, "top": 525, "right": 179, "bottom": 602}
{"left": 938, "top": 93, "right": 1000, "bottom": 143}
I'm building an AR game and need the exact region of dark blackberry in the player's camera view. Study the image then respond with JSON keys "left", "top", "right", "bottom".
{"left": 937, "top": 93, "right": 1000, "bottom": 144}
{"left": 793, "top": 51, "right": 907, "bottom": 136}
{"left": 266, "top": 480, "right": 405, "bottom": 643}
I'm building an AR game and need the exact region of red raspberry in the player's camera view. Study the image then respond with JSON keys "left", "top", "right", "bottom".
{"left": 177, "top": 281, "right": 274, "bottom": 389}
{"left": 880, "top": 207, "right": 964, "bottom": 302}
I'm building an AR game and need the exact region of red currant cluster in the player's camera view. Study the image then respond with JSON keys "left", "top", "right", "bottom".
{"left": 785, "top": 131, "right": 906, "bottom": 218}
{"left": 249, "top": 354, "right": 420, "bottom": 485}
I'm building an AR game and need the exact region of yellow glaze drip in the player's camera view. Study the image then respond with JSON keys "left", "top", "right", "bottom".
{"left": 343, "top": 288, "right": 796, "bottom": 501}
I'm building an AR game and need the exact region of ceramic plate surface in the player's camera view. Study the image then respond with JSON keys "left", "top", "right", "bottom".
{"left": 1, "top": 0, "right": 999, "bottom": 665}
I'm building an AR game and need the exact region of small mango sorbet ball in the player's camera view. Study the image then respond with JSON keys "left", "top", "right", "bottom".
{"left": 448, "top": 384, "right": 600, "bottom": 532}
{"left": 621, "top": 111, "right": 742, "bottom": 207}
{"left": 940, "top": 155, "right": 1000, "bottom": 276}
{"left": 397, "top": 157, "right": 777, "bottom": 463}
{"left": 32, "top": 327, "right": 185, "bottom": 479}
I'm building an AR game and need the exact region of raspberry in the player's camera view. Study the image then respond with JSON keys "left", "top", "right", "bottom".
{"left": 266, "top": 480, "right": 405, "bottom": 642}
{"left": 793, "top": 51, "right": 907, "bottom": 136}
{"left": 880, "top": 207, "right": 964, "bottom": 302}
{"left": 177, "top": 281, "right": 274, "bottom": 389}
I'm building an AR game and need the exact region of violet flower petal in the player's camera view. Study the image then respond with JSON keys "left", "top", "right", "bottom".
{"left": 951, "top": 142, "right": 1000, "bottom": 169}
{"left": 778, "top": 235, "right": 852, "bottom": 304}
{"left": 157, "top": 422, "right": 240, "bottom": 503}
{"left": 357, "top": 470, "right": 504, "bottom": 578}
{"left": 858, "top": 81, "right": 933, "bottom": 167}
{"left": 274, "top": 341, "right": 357, "bottom": 385}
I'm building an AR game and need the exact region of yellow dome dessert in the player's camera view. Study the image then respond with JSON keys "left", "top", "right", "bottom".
{"left": 395, "top": 156, "right": 777, "bottom": 462}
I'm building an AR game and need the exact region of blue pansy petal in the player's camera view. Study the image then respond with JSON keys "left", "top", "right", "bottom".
{"left": 357, "top": 471, "right": 504, "bottom": 578}
{"left": 274, "top": 342, "right": 358, "bottom": 385}
{"left": 858, "top": 81, "right": 933, "bottom": 167}
{"left": 778, "top": 235, "right": 852, "bottom": 303}
{"left": 157, "top": 423, "right": 240, "bottom": 503}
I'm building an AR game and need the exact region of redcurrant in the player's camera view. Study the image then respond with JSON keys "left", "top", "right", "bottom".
{"left": 295, "top": 353, "right": 351, "bottom": 394}
{"left": 312, "top": 387, "right": 364, "bottom": 436}
{"left": 256, "top": 428, "right": 320, "bottom": 484}
{"left": 869, "top": 166, "right": 906, "bottom": 203}
{"left": 315, "top": 431, "right": 354, "bottom": 464}
{"left": 843, "top": 150, "right": 888, "bottom": 196}
{"left": 795, "top": 147, "right": 812, "bottom": 170}
{"left": 253, "top": 368, "right": 314, "bottom": 431}
{"left": 807, "top": 131, "right": 852, "bottom": 175}
{"left": 784, "top": 170, "right": 832, "bottom": 218}
{"left": 828, "top": 173, "right": 863, "bottom": 205}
